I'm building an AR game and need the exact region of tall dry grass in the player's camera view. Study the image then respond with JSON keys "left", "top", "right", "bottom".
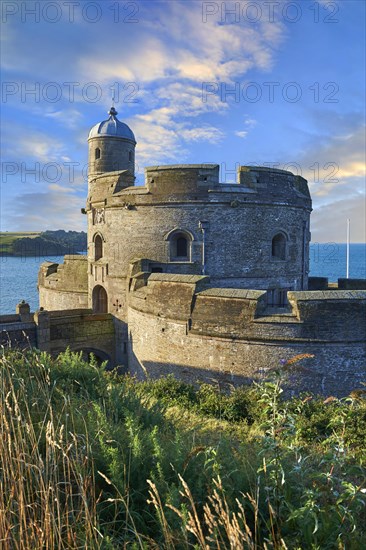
{"left": 1, "top": 348, "right": 365, "bottom": 549}
{"left": 0, "top": 349, "right": 101, "bottom": 549}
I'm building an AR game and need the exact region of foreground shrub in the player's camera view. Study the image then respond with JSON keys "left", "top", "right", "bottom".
{"left": 1, "top": 348, "right": 365, "bottom": 548}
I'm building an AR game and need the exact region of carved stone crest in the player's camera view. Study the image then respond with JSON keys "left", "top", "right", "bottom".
{"left": 93, "top": 208, "right": 105, "bottom": 224}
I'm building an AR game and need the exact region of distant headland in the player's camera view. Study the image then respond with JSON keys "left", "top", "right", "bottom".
{"left": 0, "top": 230, "right": 87, "bottom": 257}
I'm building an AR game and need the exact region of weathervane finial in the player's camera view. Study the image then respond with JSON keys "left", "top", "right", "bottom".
{"left": 108, "top": 104, "right": 118, "bottom": 117}
{"left": 108, "top": 89, "right": 118, "bottom": 116}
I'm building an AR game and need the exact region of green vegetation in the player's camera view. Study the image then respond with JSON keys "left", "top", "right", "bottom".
{"left": 0, "top": 232, "right": 40, "bottom": 253}
{"left": 1, "top": 348, "right": 365, "bottom": 549}
{"left": 0, "top": 230, "right": 87, "bottom": 256}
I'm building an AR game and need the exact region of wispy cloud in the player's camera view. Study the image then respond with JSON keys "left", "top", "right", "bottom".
{"left": 3, "top": 190, "right": 87, "bottom": 232}
{"left": 235, "top": 131, "right": 248, "bottom": 139}
{"left": 1, "top": 0, "right": 364, "bottom": 239}
{"left": 299, "top": 122, "right": 365, "bottom": 201}
{"left": 1, "top": 124, "right": 68, "bottom": 163}
{"left": 294, "top": 115, "right": 366, "bottom": 242}
{"left": 235, "top": 117, "right": 257, "bottom": 139}
{"left": 311, "top": 193, "right": 366, "bottom": 243}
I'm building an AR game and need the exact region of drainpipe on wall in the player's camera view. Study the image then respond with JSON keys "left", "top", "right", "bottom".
{"left": 198, "top": 220, "right": 209, "bottom": 275}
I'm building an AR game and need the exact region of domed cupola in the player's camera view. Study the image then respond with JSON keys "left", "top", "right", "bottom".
{"left": 89, "top": 106, "right": 136, "bottom": 143}
{"left": 88, "top": 106, "right": 136, "bottom": 176}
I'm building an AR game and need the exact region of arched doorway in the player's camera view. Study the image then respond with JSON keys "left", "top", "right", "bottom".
{"left": 92, "top": 285, "right": 108, "bottom": 313}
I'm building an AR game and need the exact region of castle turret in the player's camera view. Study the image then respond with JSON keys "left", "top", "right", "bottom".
{"left": 88, "top": 106, "right": 136, "bottom": 177}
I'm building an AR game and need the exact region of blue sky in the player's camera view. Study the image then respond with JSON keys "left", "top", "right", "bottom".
{"left": 1, "top": 0, "right": 365, "bottom": 242}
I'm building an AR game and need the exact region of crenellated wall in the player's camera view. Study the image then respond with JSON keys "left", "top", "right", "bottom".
{"left": 127, "top": 274, "right": 366, "bottom": 396}
{"left": 38, "top": 255, "right": 88, "bottom": 310}
{"left": 85, "top": 165, "right": 312, "bottom": 312}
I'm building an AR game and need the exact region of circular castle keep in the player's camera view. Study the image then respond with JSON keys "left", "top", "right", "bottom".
{"left": 86, "top": 107, "right": 312, "bottom": 298}
{"left": 37, "top": 107, "right": 366, "bottom": 396}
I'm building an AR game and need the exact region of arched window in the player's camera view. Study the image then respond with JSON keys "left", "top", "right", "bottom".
{"left": 167, "top": 230, "right": 192, "bottom": 261}
{"left": 176, "top": 237, "right": 188, "bottom": 257}
{"left": 272, "top": 233, "right": 287, "bottom": 260}
{"left": 92, "top": 285, "right": 108, "bottom": 313}
{"left": 128, "top": 151, "right": 132, "bottom": 162}
{"left": 94, "top": 234, "right": 103, "bottom": 261}
{"left": 95, "top": 147, "right": 101, "bottom": 160}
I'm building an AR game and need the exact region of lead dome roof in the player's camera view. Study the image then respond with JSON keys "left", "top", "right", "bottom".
{"left": 88, "top": 107, "right": 136, "bottom": 142}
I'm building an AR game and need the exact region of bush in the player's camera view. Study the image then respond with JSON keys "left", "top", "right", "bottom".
{"left": 138, "top": 374, "right": 197, "bottom": 408}
{"left": 1, "top": 348, "right": 365, "bottom": 548}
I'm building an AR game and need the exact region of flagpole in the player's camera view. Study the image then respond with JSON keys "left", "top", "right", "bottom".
{"left": 346, "top": 218, "right": 350, "bottom": 279}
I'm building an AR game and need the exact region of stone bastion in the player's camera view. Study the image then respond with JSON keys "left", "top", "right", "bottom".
{"left": 127, "top": 272, "right": 366, "bottom": 396}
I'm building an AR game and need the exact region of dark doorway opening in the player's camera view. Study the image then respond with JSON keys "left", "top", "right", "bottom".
{"left": 92, "top": 285, "right": 108, "bottom": 313}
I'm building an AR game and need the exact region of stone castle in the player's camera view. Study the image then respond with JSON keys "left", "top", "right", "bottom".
{"left": 1, "top": 107, "right": 365, "bottom": 395}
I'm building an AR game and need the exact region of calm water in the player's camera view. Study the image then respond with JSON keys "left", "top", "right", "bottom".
{"left": 309, "top": 243, "right": 366, "bottom": 281}
{"left": 0, "top": 244, "right": 365, "bottom": 314}
{"left": 0, "top": 255, "right": 66, "bottom": 314}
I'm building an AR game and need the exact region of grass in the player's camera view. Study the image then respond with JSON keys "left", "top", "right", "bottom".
{"left": 0, "top": 232, "right": 41, "bottom": 253}
{"left": 1, "top": 348, "right": 365, "bottom": 548}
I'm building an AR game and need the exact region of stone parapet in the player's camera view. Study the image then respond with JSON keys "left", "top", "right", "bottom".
{"left": 38, "top": 255, "right": 88, "bottom": 311}
{"left": 129, "top": 277, "right": 366, "bottom": 343}
{"left": 127, "top": 278, "right": 366, "bottom": 395}
{"left": 338, "top": 278, "right": 366, "bottom": 290}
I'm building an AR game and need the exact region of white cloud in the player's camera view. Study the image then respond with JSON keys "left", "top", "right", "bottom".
{"left": 48, "top": 183, "right": 76, "bottom": 193}
{"left": 2, "top": 191, "right": 87, "bottom": 232}
{"left": 1, "top": 124, "right": 67, "bottom": 163}
{"left": 235, "top": 117, "right": 257, "bottom": 139}
{"left": 235, "top": 131, "right": 248, "bottom": 138}
{"left": 291, "top": 117, "right": 366, "bottom": 242}
{"left": 299, "top": 124, "right": 366, "bottom": 201}
{"left": 244, "top": 117, "right": 257, "bottom": 128}
{"left": 311, "top": 193, "right": 366, "bottom": 243}
{"left": 44, "top": 109, "right": 84, "bottom": 129}
{"left": 1, "top": 0, "right": 286, "bottom": 178}
{"left": 180, "top": 125, "right": 224, "bottom": 144}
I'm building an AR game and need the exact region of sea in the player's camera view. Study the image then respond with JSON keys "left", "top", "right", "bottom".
{"left": 0, "top": 244, "right": 365, "bottom": 315}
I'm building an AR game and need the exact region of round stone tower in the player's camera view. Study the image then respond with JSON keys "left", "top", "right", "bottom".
{"left": 88, "top": 106, "right": 136, "bottom": 177}
{"left": 85, "top": 108, "right": 312, "bottom": 364}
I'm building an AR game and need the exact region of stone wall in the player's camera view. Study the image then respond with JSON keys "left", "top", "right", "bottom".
{"left": 47, "top": 309, "right": 115, "bottom": 364}
{"left": 308, "top": 277, "right": 366, "bottom": 291}
{"left": 86, "top": 165, "right": 312, "bottom": 326}
{"left": 0, "top": 303, "right": 115, "bottom": 366}
{"left": 0, "top": 301, "right": 36, "bottom": 349}
{"left": 88, "top": 136, "right": 135, "bottom": 176}
{"left": 338, "top": 278, "right": 366, "bottom": 290}
{"left": 127, "top": 274, "right": 366, "bottom": 396}
{"left": 39, "top": 255, "right": 88, "bottom": 310}
{"left": 0, "top": 317, "right": 37, "bottom": 349}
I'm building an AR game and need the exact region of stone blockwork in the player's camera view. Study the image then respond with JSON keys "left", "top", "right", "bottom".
{"left": 34, "top": 109, "right": 366, "bottom": 396}
{"left": 128, "top": 274, "right": 366, "bottom": 396}
{"left": 0, "top": 301, "right": 36, "bottom": 349}
{"left": 47, "top": 309, "right": 115, "bottom": 364}
{"left": 39, "top": 255, "right": 88, "bottom": 310}
{"left": 0, "top": 303, "right": 115, "bottom": 366}
{"left": 86, "top": 165, "right": 311, "bottom": 292}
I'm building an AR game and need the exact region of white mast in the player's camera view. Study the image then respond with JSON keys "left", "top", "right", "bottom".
{"left": 346, "top": 218, "right": 350, "bottom": 279}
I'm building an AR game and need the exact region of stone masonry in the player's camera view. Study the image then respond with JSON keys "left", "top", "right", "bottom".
{"left": 22, "top": 106, "right": 365, "bottom": 396}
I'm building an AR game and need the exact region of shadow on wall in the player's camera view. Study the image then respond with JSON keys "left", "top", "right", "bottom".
{"left": 127, "top": 334, "right": 366, "bottom": 398}
{"left": 0, "top": 329, "right": 36, "bottom": 350}
{"left": 127, "top": 344, "right": 328, "bottom": 396}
